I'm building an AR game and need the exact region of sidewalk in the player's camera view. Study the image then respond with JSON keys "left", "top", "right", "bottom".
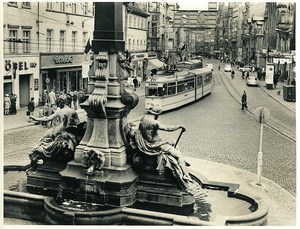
{"left": 257, "top": 79, "right": 295, "bottom": 113}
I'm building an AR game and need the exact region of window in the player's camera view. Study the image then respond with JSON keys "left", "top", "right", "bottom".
{"left": 128, "top": 39, "right": 131, "bottom": 50}
{"left": 167, "top": 82, "right": 176, "bottom": 95}
{"left": 22, "top": 30, "right": 30, "bottom": 53}
{"left": 83, "top": 32, "right": 88, "bottom": 50}
{"left": 83, "top": 3, "right": 88, "bottom": 15}
{"left": 72, "top": 31, "right": 77, "bottom": 52}
{"left": 46, "top": 2, "right": 53, "bottom": 10}
{"left": 8, "top": 2, "right": 17, "bottom": 6}
{"left": 47, "top": 29, "right": 53, "bottom": 52}
{"left": 9, "top": 30, "right": 17, "bottom": 53}
{"left": 128, "top": 16, "right": 132, "bottom": 27}
{"left": 71, "top": 3, "right": 77, "bottom": 14}
{"left": 22, "top": 2, "right": 31, "bottom": 8}
{"left": 60, "top": 30, "right": 66, "bottom": 52}
{"left": 197, "top": 76, "right": 202, "bottom": 87}
{"left": 60, "top": 2, "right": 66, "bottom": 12}
{"left": 133, "top": 17, "right": 136, "bottom": 28}
{"left": 203, "top": 73, "right": 212, "bottom": 84}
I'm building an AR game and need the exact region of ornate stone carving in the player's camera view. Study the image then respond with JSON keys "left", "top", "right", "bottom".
{"left": 89, "top": 52, "right": 109, "bottom": 115}
{"left": 81, "top": 149, "right": 105, "bottom": 175}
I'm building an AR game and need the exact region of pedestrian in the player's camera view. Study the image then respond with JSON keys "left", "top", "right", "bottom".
{"left": 10, "top": 93, "right": 17, "bottom": 115}
{"left": 41, "top": 90, "right": 48, "bottom": 106}
{"left": 242, "top": 71, "right": 245, "bottom": 80}
{"left": 231, "top": 70, "right": 235, "bottom": 79}
{"left": 274, "top": 71, "right": 280, "bottom": 88}
{"left": 27, "top": 97, "right": 35, "bottom": 121}
{"left": 133, "top": 77, "right": 138, "bottom": 91}
{"left": 137, "top": 76, "right": 142, "bottom": 87}
{"left": 72, "top": 91, "right": 78, "bottom": 110}
{"left": 218, "top": 65, "right": 221, "bottom": 71}
{"left": 48, "top": 89, "right": 57, "bottom": 107}
{"left": 4, "top": 94, "right": 11, "bottom": 115}
{"left": 241, "top": 91, "right": 248, "bottom": 110}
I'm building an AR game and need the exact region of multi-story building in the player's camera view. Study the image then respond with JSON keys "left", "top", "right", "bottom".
{"left": 173, "top": 2, "right": 217, "bottom": 57}
{"left": 3, "top": 2, "right": 94, "bottom": 108}
{"left": 240, "top": 2, "right": 296, "bottom": 82}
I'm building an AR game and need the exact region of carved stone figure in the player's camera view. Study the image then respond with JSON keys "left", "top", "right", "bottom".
{"left": 125, "top": 107, "right": 193, "bottom": 189}
{"left": 81, "top": 149, "right": 105, "bottom": 175}
{"left": 29, "top": 94, "right": 86, "bottom": 169}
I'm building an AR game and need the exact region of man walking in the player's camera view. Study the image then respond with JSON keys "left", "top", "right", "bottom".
{"left": 241, "top": 91, "right": 248, "bottom": 110}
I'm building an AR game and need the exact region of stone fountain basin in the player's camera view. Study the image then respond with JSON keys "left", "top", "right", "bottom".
{"left": 3, "top": 163, "right": 268, "bottom": 226}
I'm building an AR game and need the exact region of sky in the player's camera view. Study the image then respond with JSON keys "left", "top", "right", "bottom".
{"left": 177, "top": 0, "right": 209, "bottom": 11}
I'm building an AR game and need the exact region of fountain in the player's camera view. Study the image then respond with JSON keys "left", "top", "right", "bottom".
{"left": 4, "top": 2, "right": 268, "bottom": 226}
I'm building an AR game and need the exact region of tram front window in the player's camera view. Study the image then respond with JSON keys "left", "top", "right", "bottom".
{"left": 146, "top": 86, "right": 166, "bottom": 96}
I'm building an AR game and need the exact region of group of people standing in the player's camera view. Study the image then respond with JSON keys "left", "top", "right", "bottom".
{"left": 3, "top": 93, "right": 17, "bottom": 115}
{"left": 28, "top": 89, "right": 79, "bottom": 124}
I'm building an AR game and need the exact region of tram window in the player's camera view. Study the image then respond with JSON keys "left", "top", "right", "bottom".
{"left": 167, "top": 86, "right": 176, "bottom": 95}
{"left": 177, "top": 82, "right": 185, "bottom": 93}
{"left": 197, "top": 76, "right": 203, "bottom": 86}
{"left": 148, "top": 88, "right": 158, "bottom": 96}
{"left": 204, "top": 73, "right": 212, "bottom": 84}
{"left": 167, "top": 82, "right": 176, "bottom": 95}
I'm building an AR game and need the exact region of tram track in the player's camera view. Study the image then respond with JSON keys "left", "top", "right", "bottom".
{"left": 214, "top": 66, "right": 296, "bottom": 143}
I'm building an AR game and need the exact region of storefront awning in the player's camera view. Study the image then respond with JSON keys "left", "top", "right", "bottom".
{"left": 148, "top": 59, "right": 165, "bottom": 70}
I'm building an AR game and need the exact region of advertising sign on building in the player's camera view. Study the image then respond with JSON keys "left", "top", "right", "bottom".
{"left": 265, "top": 63, "right": 274, "bottom": 89}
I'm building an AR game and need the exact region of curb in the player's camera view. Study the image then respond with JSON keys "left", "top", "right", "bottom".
{"left": 258, "top": 83, "right": 295, "bottom": 113}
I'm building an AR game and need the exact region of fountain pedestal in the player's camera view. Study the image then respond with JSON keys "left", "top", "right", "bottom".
{"left": 27, "top": 1, "right": 194, "bottom": 218}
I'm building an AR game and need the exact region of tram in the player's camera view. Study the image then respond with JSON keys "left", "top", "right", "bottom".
{"left": 145, "top": 67, "right": 214, "bottom": 112}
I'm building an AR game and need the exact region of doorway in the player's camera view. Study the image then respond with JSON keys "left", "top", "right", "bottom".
{"left": 19, "top": 74, "right": 30, "bottom": 107}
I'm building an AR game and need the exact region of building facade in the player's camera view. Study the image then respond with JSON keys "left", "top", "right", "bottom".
{"left": 3, "top": 2, "right": 94, "bottom": 108}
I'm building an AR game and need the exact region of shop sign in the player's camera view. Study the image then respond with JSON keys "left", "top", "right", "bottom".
{"left": 54, "top": 56, "right": 74, "bottom": 64}
{"left": 273, "top": 58, "right": 292, "bottom": 64}
{"left": 4, "top": 60, "right": 37, "bottom": 72}
{"left": 131, "top": 53, "right": 148, "bottom": 61}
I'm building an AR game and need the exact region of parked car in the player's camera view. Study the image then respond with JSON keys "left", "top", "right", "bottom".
{"left": 239, "top": 66, "right": 252, "bottom": 72}
{"left": 224, "top": 65, "right": 232, "bottom": 72}
{"left": 206, "top": 63, "right": 213, "bottom": 71}
{"left": 246, "top": 75, "right": 258, "bottom": 86}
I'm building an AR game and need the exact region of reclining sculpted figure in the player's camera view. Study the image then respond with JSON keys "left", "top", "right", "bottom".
{"left": 126, "top": 107, "right": 193, "bottom": 189}
{"left": 29, "top": 94, "right": 86, "bottom": 169}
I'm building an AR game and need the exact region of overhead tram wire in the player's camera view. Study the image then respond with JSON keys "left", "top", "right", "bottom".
{"left": 3, "top": 2, "right": 93, "bottom": 32}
